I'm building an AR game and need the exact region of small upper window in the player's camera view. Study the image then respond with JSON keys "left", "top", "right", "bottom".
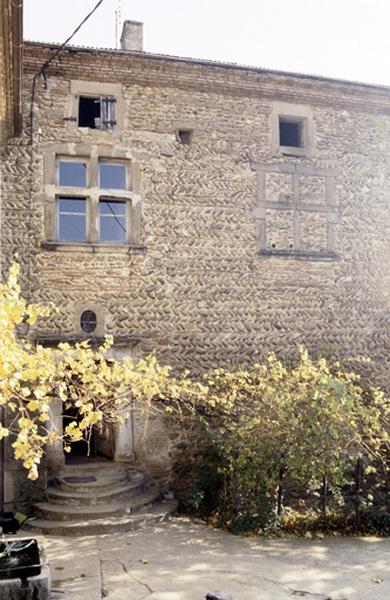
{"left": 279, "top": 118, "right": 303, "bottom": 148}
{"left": 78, "top": 96, "right": 116, "bottom": 130}
{"left": 99, "top": 200, "right": 127, "bottom": 242}
{"left": 177, "top": 129, "right": 192, "bottom": 145}
{"left": 58, "top": 161, "right": 87, "bottom": 187}
{"left": 99, "top": 162, "right": 127, "bottom": 190}
{"left": 57, "top": 197, "right": 87, "bottom": 242}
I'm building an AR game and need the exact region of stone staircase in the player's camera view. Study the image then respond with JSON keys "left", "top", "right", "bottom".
{"left": 24, "top": 461, "right": 177, "bottom": 536}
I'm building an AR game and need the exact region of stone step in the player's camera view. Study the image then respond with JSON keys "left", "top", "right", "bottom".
{"left": 54, "top": 472, "right": 132, "bottom": 493}
{"left": 35, "top": 487, "right": 161, "bottom": 521}
{"left": 24, "top": 500, "right": 178, "bottom": 536}
{"left": 57, "top": 462, "right": 126, "bottom": 473}
{"left": 47, "top": 478, "right": 147, "bottom": 506}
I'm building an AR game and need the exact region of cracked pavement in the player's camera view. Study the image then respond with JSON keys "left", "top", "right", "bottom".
{"left": 44, "top": 516, "right": 390, "bottom": 599}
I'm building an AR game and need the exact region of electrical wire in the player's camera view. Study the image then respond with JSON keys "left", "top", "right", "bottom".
{"left": 29, "top": 0, "right": 106, "bottom": 142}
{"left": 25, "top": 0, "right": 106, "bottom": 301}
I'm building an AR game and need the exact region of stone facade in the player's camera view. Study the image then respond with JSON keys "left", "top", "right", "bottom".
{"left": 1, "top": 40, "right": 389, "bottom": 504}
{"left": 4, "top": 41, "right": 388, "bottom": 378}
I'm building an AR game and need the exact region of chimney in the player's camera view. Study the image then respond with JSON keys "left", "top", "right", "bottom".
{"left": 120, "top": 20, "right": 143, "bottom": 51}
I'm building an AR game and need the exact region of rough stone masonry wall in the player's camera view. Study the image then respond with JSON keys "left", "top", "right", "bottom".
{"left": 1, "top": 44, "right": 390, "bottom": 393}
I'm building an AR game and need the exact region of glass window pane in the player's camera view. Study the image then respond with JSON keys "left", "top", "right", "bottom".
{"left": 99, "top": 217, "right": 126, "bottom": 242}
{"left": 279, "top": 120, "right": 302, "bottom": 147}
{"left": 99, "top": 201, "right": 126, "bottom": 242}
{"left": 58, "top": 214, "right": 86, "bottom": 241}
{"left": 99, "top": 200, "right": 126, "bottom": 216}
{"left": 58, "top": 161, "right": 87, "bottom": 187}
{"left": 58, "top": 198, "right": 86, "bottom": 214}
{"left": 99, "top": 163, "right": 126, "bottom": 189}
{"left": 58, "top": 198, "right": 86, "bottom": 241}
{"left": 80, "top": 310, "right": 97, "bottom": 333}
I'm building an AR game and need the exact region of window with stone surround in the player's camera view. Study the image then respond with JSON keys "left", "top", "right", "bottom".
{"left": 75, "top": 302, "right": 105, "bottom": 337}
{"left": 279, "top": 118, "right": 303, "bottom": 148}
{"left": 252, "top": 162, "right": 339, "bottom": 260}
{"left": 65, "top": 81, "right": 124, "bottom": 134}
{"left": 271, "top": 102, "right": 314, "bottom": 157}
{"left": 42, "top": 145, "right": 142, "bottom": 250}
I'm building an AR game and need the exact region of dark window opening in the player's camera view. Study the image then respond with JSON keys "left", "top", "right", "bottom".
{"left": 80, "top": 310, "right": 97, "bottom": 334}
{"left": 78, "top": 96, "right": 101, "bottom": 128}
{"left": 177, "top": 129, "right": 192, "bottom": 145}
{"left": 279, "top": 119, "right": 303, "bottom": 148}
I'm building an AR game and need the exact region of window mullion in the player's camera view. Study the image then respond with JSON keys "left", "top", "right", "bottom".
{"left": 89, "top": 194, "right": 98, "bottom": 243}
{"left": 52, "top": 154, "right": 136, "bottom": 246}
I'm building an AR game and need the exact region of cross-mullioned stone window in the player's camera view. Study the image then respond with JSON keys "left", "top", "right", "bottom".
{"left": 42, "top": 145, "right": 142, "bottom": 249}
{"left": 54, "top": 157, "right": 130, "bottom": 243}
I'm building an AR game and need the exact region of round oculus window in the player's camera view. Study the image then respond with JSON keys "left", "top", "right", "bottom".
{"left": 80, "top": 310, "right": 97, "bottom": 334}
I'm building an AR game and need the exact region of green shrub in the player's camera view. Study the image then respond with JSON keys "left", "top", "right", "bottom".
{"left": 360, "top": 509, "right": 390, "bottom": 535}
{"left": 174, "top": 448, "right": 224, "bottom": 515}
{"left": 179, "top": 348, "right": 389, "bottom": 534}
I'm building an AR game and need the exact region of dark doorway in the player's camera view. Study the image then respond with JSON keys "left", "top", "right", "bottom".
{"left": 63, "top": 405, "right": 96, "bottom": 460}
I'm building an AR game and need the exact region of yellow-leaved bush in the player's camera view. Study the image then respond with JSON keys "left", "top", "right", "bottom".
{"left": 0, "top": 264, "right": 193, "bottom": 479}
{"left": 0, "top": 263, "right": 55, "bottom": 479}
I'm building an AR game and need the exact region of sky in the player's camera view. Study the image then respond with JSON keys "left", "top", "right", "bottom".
{"left": 24, "top": 0, "right": 390, "bottom": 87}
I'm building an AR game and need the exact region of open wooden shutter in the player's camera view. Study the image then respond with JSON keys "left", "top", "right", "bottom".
{"left": 100, "top": 96, "right": 116, "bottom": 130}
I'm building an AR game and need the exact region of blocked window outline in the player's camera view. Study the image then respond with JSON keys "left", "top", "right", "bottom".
{"left": 252, "top": 162, "right": 339, "bottom": 260}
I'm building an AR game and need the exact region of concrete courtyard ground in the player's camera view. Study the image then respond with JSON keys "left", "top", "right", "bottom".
{"left": 44, "top": 516, "right": 389, "bottom": 600}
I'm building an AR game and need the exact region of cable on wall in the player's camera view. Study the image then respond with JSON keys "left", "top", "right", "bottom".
{"left": 25, "top": 0, "right": 106, "bottom": 302}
